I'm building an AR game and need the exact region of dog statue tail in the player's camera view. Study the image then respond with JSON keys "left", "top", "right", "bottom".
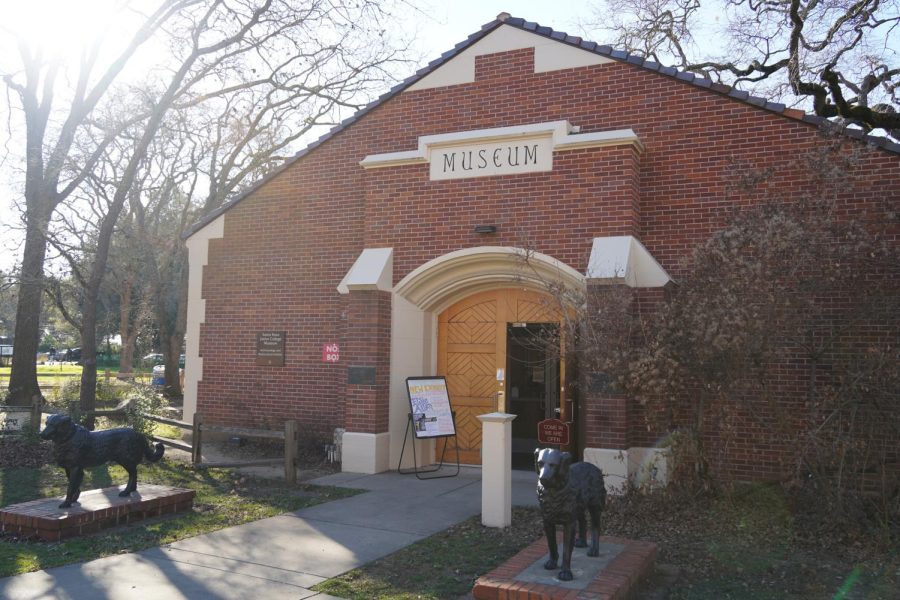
{"left": 145, "top": 439, "right": 165, "bottom": 462}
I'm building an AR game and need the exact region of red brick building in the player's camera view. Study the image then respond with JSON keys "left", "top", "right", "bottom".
{"left": 184, "top": 14, "right": 899, "bottom": 486}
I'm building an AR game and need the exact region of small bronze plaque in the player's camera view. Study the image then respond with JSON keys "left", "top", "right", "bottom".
{"left": 256, "top": 331, "right": 285, "bottom": 367}
{"left": 347, "top": 366, "right": 376, "bottom": 385}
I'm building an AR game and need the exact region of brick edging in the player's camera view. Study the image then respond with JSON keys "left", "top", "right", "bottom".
{"left": 473, "top": 534, "right": 657, "bottom": 600}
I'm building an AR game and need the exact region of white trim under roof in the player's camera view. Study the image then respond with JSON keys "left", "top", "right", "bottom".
{"left": 360, "top": 121, "right": 642, "bottom": 170}
{"left": 587, "top": 236, "right": 671, "bottom": 288}
{"left": 406, "top": 24, "right": 614, "bottom": 91}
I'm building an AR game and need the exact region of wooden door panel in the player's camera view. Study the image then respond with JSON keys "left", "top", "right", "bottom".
{"left": 451, "top": 408, "right": 484, "bottom": 465}
{"left": 438, "top": 293, "right": 499, "bottom": 465}
{"left": 437, "top": 288, "right": 563, "bottom": 465}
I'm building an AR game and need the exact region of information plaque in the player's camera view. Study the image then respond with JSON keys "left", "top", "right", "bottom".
{"left": 256, "top": 331, "right": 285, "bottom": 366}
{"left": 406, "top": 376, "right": 456, "bottom": 439}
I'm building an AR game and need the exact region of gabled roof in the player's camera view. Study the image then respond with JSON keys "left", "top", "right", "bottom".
{"left": 185, "top": 13, "right": 900, "bottom": 238}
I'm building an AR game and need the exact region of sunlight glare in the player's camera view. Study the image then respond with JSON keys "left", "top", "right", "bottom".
{"left": 5, "top": 0, "right": 123, "bottom": 57}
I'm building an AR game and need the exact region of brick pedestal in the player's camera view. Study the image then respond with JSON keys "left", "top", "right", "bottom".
{"left": 0, "top": 484, "right": 195, "bottom": 541}
{"left": 473, "top": 534, "right": 657, "bottom": 600}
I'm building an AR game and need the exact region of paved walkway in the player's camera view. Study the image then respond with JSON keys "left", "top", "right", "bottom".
{"left": 0, "top": 467, "right": 539, "bottom": 599}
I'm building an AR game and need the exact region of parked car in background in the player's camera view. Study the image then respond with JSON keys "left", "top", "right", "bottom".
{"left": 142, "top": 353, "right": 164, "bottom": 365}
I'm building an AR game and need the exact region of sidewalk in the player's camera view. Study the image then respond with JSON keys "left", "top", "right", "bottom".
{"left": 0, "top": 467, "right": 539, "bottom": 599}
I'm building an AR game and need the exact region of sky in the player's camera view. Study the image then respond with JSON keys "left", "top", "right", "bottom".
{"left": 405, "top": 1, "right": 587, "bottom": 57}
{"left": 0, "top": 1, "right": 591, "bottom": 272}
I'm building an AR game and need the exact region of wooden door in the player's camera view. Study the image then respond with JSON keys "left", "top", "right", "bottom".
{"left": 438, "top": 291, "right": 500, "bottom": 465}
{"left": 437, "top": 289, "right": 562, "bottom": 465}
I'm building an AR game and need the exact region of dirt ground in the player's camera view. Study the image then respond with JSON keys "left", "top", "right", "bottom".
{"left": 162, "top": 435, "right": 341, "bottom": 482}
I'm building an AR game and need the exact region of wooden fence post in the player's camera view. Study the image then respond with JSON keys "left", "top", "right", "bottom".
{"left": 284, "top": 420, "right": 298, "bottom": 485}
{"left": 31, "top": 400, "right": 42, "bottom": 431}
{"left": 192, "top": 413, "right": 203, "bottom": 465}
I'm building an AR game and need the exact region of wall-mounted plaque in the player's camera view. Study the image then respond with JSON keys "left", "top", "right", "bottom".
{"left": 347, "top": 366, "right": 376, "bottom": 385}
{"left": 406, "top": 376, "right": 456, "bottom": 439}
{"left": 256, "top": 331, "right": 285, "bottom": 366}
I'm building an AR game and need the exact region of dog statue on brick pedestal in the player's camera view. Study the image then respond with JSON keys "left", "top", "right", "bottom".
{"left": 40, "top": 414, "right": 165, "bottom": 509}
{"left": 535, "top": 447, "right": 606, "bottom": 581}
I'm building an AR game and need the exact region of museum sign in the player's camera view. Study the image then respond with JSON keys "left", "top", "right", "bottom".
{"left": 430, "top": 137, "right": 553, "bottom": 180}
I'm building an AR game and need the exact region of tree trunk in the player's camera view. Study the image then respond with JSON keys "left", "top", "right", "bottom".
{"left": 156, "top": 284, "right": 185, "bottom": 399}
{"left": 117, "top": 275, "right": 138, "bottom": 378}
{"left": 118, "top": 330, "right": 138, "bottom": 378}
{"left": 79, "top": 193, "right": 129, "bottom": 428}
{"left": 79, "top": 285, "right": 99, "bottom": 430}
{"left": 7, "top": 206, "right": 51, "bottom": 407}
{"left": 152, "top": 247, "right": 189, "bottom": 400}
{"left": 163, "top": 331, "right": 183, "bottom": 399}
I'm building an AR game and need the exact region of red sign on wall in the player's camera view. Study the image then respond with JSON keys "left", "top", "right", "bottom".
{"left": 537, "top": 418, "right": 570, "bottom": 446}
{"left": 322, "top": 343, "right": 340, "bottom": 363}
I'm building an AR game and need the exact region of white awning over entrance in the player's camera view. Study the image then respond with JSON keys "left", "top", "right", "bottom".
{"left": 586, "top": 236, "right": 671, "bottom": 288}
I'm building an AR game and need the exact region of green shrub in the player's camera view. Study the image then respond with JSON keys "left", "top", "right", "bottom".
{"left": 47, "top": 380, "right": 163, "bottom": 436}
{"left": 48, "top": 379, "right": 83, "bottom": 422}
{"left": 123, "top": 384, "right": 163, "bottom": 437}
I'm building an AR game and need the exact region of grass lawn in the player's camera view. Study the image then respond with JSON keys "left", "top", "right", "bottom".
{"left": 314, "top": 506, "right": 544, "bottom": 600}
{"left": 1, "top": 365, "right": 82, "bottom": 392}
{"left": 0, "top": 365, "right": 155, "bottom": 386}
{"left": 0, "top": 365, "right": 83, "bottom": 377}
{"left": 0, "top": 461, "right": 359, "bottom": 578}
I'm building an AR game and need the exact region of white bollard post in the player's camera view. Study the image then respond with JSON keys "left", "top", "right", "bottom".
{"left": 477, "top": 412, "right": 516, "bottom": 527}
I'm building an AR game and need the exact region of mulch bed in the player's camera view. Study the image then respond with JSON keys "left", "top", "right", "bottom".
{"left": 601, "top": 486, "right": 899, "bottom": 599}
{"left": 0, "top": 437, "right": 52, "bottom": 469}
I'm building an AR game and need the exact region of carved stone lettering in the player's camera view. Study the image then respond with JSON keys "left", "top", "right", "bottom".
{"left": 430, "top": 136, "right": 553, "bottom": 180}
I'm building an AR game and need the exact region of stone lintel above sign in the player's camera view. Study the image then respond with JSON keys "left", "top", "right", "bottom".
{"left": 359, "top": 120, "right": 642, "bottom": 181}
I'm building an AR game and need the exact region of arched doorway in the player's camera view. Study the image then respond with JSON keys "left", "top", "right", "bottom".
{"left": 437, "top": 288, "right": 569, "bottom": 466}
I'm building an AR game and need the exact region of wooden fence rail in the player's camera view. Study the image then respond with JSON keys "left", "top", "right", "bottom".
{"left": 189, "top": 414, "right": 298, "bottom": 484}
{"left": 4, "top": 402, "right": 300, "bottom": 484}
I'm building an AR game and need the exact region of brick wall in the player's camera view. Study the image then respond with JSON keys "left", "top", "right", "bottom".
{"left": 343, "top": 290, "right": 392, "bottom": 433}
{"left": 195, "top": 43, "right": 900, "bottom": 479}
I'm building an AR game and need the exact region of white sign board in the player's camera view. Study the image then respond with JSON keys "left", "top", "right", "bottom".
{"left": 0, "top": 409, "right": 31, "bottom": 433}
{"left": 406, "top": 377, "right": 456, "bottom": 439}
{"left": 429, "top": 136, "right": 553, "bottom": 181}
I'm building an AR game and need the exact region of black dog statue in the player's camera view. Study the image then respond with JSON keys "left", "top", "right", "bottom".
{"left": 40, "top": 414, "right": 165, "bottom": 509}
{"left": 535, "top": 447, "right": 606, "bottom": 581}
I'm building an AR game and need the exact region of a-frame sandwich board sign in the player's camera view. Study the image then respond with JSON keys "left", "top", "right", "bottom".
{"left": 397, "top": 376, "right": 460, "bottom": 479}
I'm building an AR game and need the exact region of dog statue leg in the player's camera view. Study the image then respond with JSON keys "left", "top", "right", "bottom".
{"left": 587, "top": 504, "right": 601, "bottom": 557}
{"left": 60, "top": 467, "right": 84, "bottom": 509}
{"left": 574, "top": 509, "right": 588, "bottom": 547}
{"left": 120, "top": 464, "right": 138, "bottom": 497}
{"left": 558, "top": 519, "right": 575, "bottom": 581}
{"left": 542, "top": 520, "right": 559, "bottom": 570}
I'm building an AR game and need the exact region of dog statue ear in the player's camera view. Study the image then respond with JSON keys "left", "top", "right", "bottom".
{"left": 534, "top": 448, "right": 542, "bottom": 474}
{"left": 560, "top": 451, "right": 573, "bottom": 476}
